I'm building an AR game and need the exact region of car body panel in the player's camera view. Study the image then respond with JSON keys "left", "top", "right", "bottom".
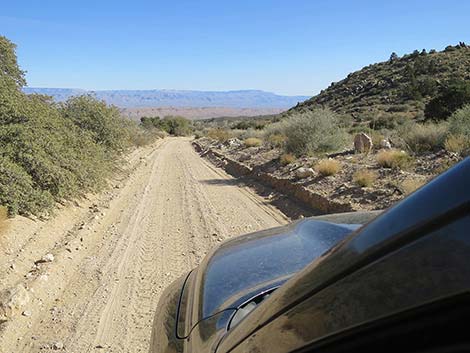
{"left": 150, "top": 212, "right": 379, "bottom": 353}
{"left": 217, "top": 158, "right": 470, "bottom": 352}
{"left": 221, "top": 214, "right": 470, "bottom": 353}
{"left": 200, "top": 220, "right": 361, "bottom": 319}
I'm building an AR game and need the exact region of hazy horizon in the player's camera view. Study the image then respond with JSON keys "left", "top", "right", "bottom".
{"left": 2, "top": 0, "right": 470, "bottom": 95}
{"left": 23, "top": 87, "right": 308, "bottom": 96}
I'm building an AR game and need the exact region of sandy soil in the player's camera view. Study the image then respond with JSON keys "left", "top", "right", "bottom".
{"left": 0, "top": 138, "right": 288, "bottom": 353}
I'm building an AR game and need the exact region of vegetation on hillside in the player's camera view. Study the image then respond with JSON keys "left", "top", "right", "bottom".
{"left": 265, "top": 109, "right": 348, "bottom": 156}
{"left": 424, "top": 79, "right": 470, "bottom": 120}
{"left": 105, "top": 41, "right": 470, "bottom": 213}
{"left": 195, "top": 44, "right": 470, "bottom": 172}
{"left": 140, "top": 115, "right": 192, "bottom": 136}
{"left": 290, "top": 43, "right": 470, "bottom": 123}
{"left": 0, "top": 36, "right": 156, "bottom": 216}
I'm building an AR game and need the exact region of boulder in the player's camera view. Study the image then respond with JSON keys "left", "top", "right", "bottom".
{"left": 52, "top": 341, "right": 64, "bottom": 350}
{"left": 380, "top": 139, "right": 392, "bottom": 149}
{"left": 225, "top": 138, "right": 243, "bottom": 148}
{"left": 295, "top": 167, "right": 315, "bottom": 178}
{"left": 0, "top": 285, "right": 30, "bottom": 322}
{"left": 36, "top": 253, "right": 54, "bottom": 264}
{"left": 354, "top": 133, "right": 373, "bottom": 153}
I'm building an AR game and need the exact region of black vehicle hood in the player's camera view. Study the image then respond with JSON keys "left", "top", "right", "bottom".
{"left": 175, "top": 212, "right": 380, "bottom": 350}
{"left": 195, "top": 216, "right": 371, "bottom": 321}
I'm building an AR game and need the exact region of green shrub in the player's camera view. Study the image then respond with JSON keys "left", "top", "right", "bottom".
{"left": 386, "top": 104, "right": 410, "bottom": 113}
{"left": 369, "top": 114, "right": 408, "bottom": 130}
{"left": 141, "top": 115, "right": 192, "bottom": 136}
{"left": 0, "top": 156, "right": 53, "bottom": 215}
{"left": 448, "top": 104, "right": 470, "bottom": 139}
{"left": 0, "top": 94, "right": 113, "bottom": 204}
{"left": 397, "top": 122, "right": 448, "bottom": 152}
{"left": 0, "top": 36, "right": 150, "bottom": 216}
{"left": 282, "top": 109, "right": 349, "bottom": 156}
{"left": 444, "top": 135, "right": 469, "bottom": 155}
{"left": 162, "top": 116, "right": 192, "bottom": 136}
{"left": 60, "top": 95, "right": 130, "bottom": 153}
{"left": 445, "top": 105, "right": 470, "bottom": 155}
{"left": 194, "top": 130, "right": 204, "bottom": 139}
{"left": 264, "top": 119, "right": 289, "bottom": 138}
{"left": 238, "top": 128, "right": 263, "bottom": 140}
{"left": 268, "top": 134, "right": 287, "bottom": 148}
{"left": 207, "top": 128, "right": 232, "bottom": 142}
{"left": 231, "top": 119, "right": 267, "bottom": 130}
{"left": 424, "top": 80, "right": 470, "bottom": 121}
{"left": 124, "top": 121, "right": 160, "bottom": 147}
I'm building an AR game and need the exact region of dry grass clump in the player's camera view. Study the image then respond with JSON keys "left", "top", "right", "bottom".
{"left": 401, "top": 179, "right": 425, "bottom": 195}
{"left": 244, "top": 137, "right": 263, "bottom": 147}
{"left": 353, "top": 169, "right": 377, "bottom": 187}
{"left": 376, "top": 149, "right": 414, "bottom": 170}
{"left": 268, "top": 134, "right": 287, "bottom": 148}
{"left": 434, "top": 159, "right": 458, "bottom": 174}
{"left": 445, "top": 134, "right": 469, "bottom": 155}
{"left": 207, "top": 128, "right": 232, "bottom": 142}
{"left": 315, "top": 159, "right": 341, "bottom": 176}
{"left": 0, "top": 206, "right": 8, "bottom": 235}
{"left": 280, "top": 153, "right": 296, "bottom": 166}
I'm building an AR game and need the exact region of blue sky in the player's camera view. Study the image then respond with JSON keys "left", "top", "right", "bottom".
{"left": 1, "top": 0, "right": 469, "bottom": 95}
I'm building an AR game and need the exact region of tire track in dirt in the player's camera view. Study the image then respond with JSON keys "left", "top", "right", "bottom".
{"left": 2, "top": 138, "right": 288, "bottom": 353}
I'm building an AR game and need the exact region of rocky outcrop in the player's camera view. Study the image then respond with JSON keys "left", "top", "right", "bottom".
{"left": 295, "top": 167, "right": 315, "bottom": 178}
{"left": 380, "top": 139, "right": 392, "bottom": 149}
{"left": 354, "top": 133, "right": 373, "bottom": 153}
{"left": 193, "top": 142, "right": 354, "bottom": 214}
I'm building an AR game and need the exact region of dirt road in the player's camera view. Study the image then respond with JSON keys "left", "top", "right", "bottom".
{"left": 0, "top": 138, "right": 288, "bottom": 353}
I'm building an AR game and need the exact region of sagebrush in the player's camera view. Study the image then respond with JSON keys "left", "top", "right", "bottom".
{"left": 207, "top": 128, "right": 232, "bottom": 142}
{"left": 443, "top": 105, "right": 470, "bottom": 155}
{"left": 275, "top": 109, "right": 348, "bottom": 156}
{"left": 267, "top": 134, "right": 287, "bottom": 148}
{"left": 396, "top": 122, "right": 448, "bottom": 152}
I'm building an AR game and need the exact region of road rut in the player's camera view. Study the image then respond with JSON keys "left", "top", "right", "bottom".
{"left": 1, "top": 138, "right": 288, "bottom": 353}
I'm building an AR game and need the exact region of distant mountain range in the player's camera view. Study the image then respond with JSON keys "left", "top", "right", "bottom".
{"left": 23, "top": 88, "right": 309, "bottom": 109}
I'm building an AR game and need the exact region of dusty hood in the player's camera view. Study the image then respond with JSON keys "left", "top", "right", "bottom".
{"left": 197, "top": 219, "right": 362, "bottom": 319}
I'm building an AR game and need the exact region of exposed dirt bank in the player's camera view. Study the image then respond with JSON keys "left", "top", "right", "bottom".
{"left": 193, "top": 138, "right": 461, "bottom": 213}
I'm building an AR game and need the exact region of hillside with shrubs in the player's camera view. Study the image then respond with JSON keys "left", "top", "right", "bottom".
{"left": 290, "top": 43, "right": 470, "bottom": 124}
{"left": 0, "top": 36, "right": 159, "bottom": 217}
{"left": 193, "top": 44, "right": 470, "bottom": 211}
